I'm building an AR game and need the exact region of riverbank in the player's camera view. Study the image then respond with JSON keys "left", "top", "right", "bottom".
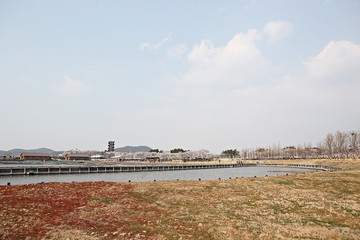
{"left": 0, "top": 159, "right": 359, "bottom": 239}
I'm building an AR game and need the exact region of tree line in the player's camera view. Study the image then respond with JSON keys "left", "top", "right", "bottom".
{"left": 223, "top": 130, "right": 359, "bottom": 160}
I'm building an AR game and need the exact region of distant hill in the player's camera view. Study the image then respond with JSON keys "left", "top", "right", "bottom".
{"left": 1, "top": 146, "right": 153, "bottom": 155}
{"left": 1, "top": 148, "right": 63, "bottom": 156}
{"left": 115, "top": 146, "right": 151, "bottom": 153}
{"left": 0, "top": 150, "right": 7, "bottom": 155}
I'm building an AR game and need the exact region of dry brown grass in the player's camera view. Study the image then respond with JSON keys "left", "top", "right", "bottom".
{"left": 0, "top": 159, "right": 359, "bottom": 239}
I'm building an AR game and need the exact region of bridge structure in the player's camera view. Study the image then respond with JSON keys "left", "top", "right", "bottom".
{"left": 0, "top": 163, "right": 255, "bottom": 176}
{"left": 0, "top": 163, "right": 335, "bottom": 176}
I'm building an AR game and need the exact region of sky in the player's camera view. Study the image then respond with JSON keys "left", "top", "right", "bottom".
{"left": 0, "top": 0, "right": 359, "bottom": 153}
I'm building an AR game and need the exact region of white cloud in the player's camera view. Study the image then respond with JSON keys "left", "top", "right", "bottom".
{"left": 54, "top": 75, "right": 92, "bottom": 95}
{"left": 232, "top": 41, "right": 360, "bottom": 108}
{"left": 226, "top": 40, "right": 360, "bottom": 145}
{"left": 180, "top": 29, "right": 273, "bottom": 85}
{"left": 303, "top": 41, "right": 360, "bottom": 83}
{"left": 167, "top": 44, "right": 188, "bottom": 58}
{"left": 263, "top": 20, "right": 294, "bottom": 42}
{"left": 140, "top": 32, "right": 173, "bottom": 50}
{"left": 173, "top": 40, "right": 360, "bottom": 150}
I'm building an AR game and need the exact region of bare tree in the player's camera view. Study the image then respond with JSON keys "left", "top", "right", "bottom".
{"left": 304, "top": 142, "right": 312, "bottom": 159}
{"left": 240, "top": 130, "right": 359, "bottom": 160}
{"left": 316, "top": 142, "right": 324, "bottom": 159}
{"left": 334, "top": 131, "right": 347, "bottom": 159}
{"left": 282, "top": 146, "right": 296, "bottom": 159}
{"left": 242, "top": 148, "right": 249, "bottom": 159}
{"left": 349, "top": 131, "right": 359, "bottom": 159}
{"left": 324, "top": 133, "right": 335, "bottom": 159}
{"left": 272, "top": 142, "right": 281, "bottom": 159}
{"left": 297, "top": 144, "right": 304, "bottom": 159}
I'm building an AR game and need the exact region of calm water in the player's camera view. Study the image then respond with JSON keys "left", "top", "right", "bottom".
{"left": 0, "top": 166, "right": 318, "bottom": 186}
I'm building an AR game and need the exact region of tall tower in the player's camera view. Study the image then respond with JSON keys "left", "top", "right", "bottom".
{"left": 108, "top": 141, "right": 115, "bottom": 152}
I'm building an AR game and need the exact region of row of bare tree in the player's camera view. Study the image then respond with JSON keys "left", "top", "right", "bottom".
{"left": 241, "top": 130, "right": 359, "bottom": 160}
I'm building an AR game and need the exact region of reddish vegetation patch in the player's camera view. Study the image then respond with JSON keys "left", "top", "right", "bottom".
{"left": 0, "top": 182, "right": 137, "bottom": 239}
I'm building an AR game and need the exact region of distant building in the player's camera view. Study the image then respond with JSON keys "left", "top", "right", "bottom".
{"left": 0, "top": 154, "right": 13, "bottom": 160}
{"left": 108, "top": 141, "right": 115, "bottom": 152}
{"left": 90, "top": 154, "right": 103, "bottom": 160}
{"left": 20, "top": 152, "right": 51, "bottom": 161}
{"left": 64, "top": 153, "right": 90, "bottom": 161}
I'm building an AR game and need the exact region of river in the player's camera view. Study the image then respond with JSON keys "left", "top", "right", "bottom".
{"left": 0, "top": 166, "right": 318, "bottom": 185}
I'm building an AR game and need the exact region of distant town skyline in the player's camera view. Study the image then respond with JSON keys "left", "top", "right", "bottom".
{"left": 1, "top": 0, "right": 359, "bottom": 153}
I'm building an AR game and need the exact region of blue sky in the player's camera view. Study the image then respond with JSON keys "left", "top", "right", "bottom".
{"left": 1, "top": 0, "right": 359, "bottom": 153}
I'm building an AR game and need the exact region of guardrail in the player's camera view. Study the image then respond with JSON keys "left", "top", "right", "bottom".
{"left": 0, "top": 163, "right": 257, "bottom": 176}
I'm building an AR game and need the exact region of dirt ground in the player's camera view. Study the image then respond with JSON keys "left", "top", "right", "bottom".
{"left": 0, "top": 159, "right": 359, "bottom": 239}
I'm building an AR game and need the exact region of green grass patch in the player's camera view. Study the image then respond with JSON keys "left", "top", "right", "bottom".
{"left": 275, "top": 180, "right": 294, "bottom": 186}
{"left": 125, "top": 191, "right": 157, "bottom": 203}
{"left": 177, "top": 215, "right": 194, "bottom": 222}
{"left": 342, "top": 207, "right": 360, "bottom": 217}
{"left": 272, "top": 204, "right": 285, "bottom": 214}
{"left": 242, "top": 201, "right": 256, "bottom": 207}
{"left": 303, "top": 217, "right": 348, "bottom": 228}
{"left": 90, "top": 196, "right": 113, "bottom": 204}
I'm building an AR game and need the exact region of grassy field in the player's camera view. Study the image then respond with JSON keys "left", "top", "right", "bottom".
{"left": 0, "top": 159, "right": 359, "bottom": 239}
